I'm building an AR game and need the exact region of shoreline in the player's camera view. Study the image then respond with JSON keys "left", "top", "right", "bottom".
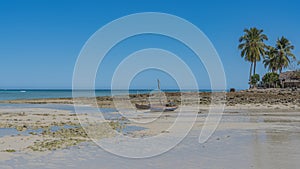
{"left": 1, "top": 89, "right": 299, "bottom": 107}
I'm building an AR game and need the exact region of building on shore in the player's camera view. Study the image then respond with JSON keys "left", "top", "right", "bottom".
{"left": 279, "top": 71, "right": 300, "bottom": 88}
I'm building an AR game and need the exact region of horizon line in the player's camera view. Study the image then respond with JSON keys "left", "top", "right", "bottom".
{"left": 0, "top": 88, "right": 236, "bottom": 91}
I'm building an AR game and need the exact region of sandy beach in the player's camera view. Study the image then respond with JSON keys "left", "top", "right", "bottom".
{"left": 0, "top": 90, "right": 299, "bottom": 168}
{"left": 2, "top": 0, "right": 300, "bottom": 168}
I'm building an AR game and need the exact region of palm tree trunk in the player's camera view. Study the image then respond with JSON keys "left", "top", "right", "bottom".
{"left": 249, "top": 62, "right": 253, "bottom": 88}
{"left": 252, "top": 58, "right": 257, "bottom": 89}
{"left": 253, "top": 60, "right": 257, "bottom": 75}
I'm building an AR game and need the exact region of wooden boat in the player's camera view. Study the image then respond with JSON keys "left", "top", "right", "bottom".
{"left": 135, "top": 103, "right": 150, "bottom": 110}
{"left": 135, "top": 79, "right": 178, "bottom": 112}
{"left": 136, "top": 103, "right": 178, "bottom": 111}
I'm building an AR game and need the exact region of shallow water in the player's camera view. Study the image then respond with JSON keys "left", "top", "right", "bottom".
{"left": 1, "top": 126, "right": 300, "bottom": 169}
{"left": 0, "top": 125, "right": 78, "bottom": 138}
{"left": 0, "top": 103, "right": 77, "bottom": 111}
{"left": 0, "top": 90, "right": 154, "bottom": 101}
{"left": 0, "top": 104, "right": 146, "bottom": 137}
{"left": 0, "top": 103, "right": 117, "bottom": 117}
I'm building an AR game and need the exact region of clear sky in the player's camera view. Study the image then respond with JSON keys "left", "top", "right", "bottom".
{"left": 0, "top": 0, "right": 299, "bottom": 90}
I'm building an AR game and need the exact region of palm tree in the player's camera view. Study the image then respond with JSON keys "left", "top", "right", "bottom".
{"left": 238, "top": 27, "right": 268, "bottom": 86}
{"left": 263, "top": 46, "right": 279, "bottom": 73}
{"left": 264, "top": 37, "right": 296, "bottom": 74}
{"left": 275, "top": 36, "right": 295, "bottom": 73}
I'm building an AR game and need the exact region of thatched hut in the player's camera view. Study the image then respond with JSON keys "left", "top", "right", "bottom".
{"left": 279, "top": 71, "right": 300, "bottom": 88}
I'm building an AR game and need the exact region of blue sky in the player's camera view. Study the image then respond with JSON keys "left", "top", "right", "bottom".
{"left": 0, "top": 0, "right": 299, "bottom": 90}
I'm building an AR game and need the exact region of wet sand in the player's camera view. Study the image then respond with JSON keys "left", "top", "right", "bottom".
{"left": 0, "top": 104, "right": 299, "bottom": 168}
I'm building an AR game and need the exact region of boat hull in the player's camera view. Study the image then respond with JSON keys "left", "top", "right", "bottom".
{"left": 135, "top": 104, "right": 178, "bottom": 112}
{"left": 135, "top": 104, "right": 150, "bottom": 110}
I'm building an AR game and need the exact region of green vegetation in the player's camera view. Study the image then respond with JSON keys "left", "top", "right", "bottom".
{"left": 239, "top": 28, "right": 297, "bottom": 88}
{"left": 262, "top": 72, "right": 280, "bottom": 88}
{"left": 264, "top": 46, "right": 279, "bottom": 73}
{"left": 250, "top": 74, "right": 260, "bottom": 88}
{"left": 264, "top": 37, "right": 296, "bottom": 74}
{"left": 238, "top": 27, "right": 268, "bottom": 88}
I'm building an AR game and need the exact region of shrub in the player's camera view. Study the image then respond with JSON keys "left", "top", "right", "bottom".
{"left": 250, "top": 74, "right": 260, "bottom": 88}
{"left": 262, "top": 72, "right": 279, "bottom": 88}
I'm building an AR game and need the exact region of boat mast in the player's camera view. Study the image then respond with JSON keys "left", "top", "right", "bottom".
{"left": 157, "top": 79, "right": 163, "bottom": 105}
{"left": 157, "top": 79, "right": 160, "bottom": 90}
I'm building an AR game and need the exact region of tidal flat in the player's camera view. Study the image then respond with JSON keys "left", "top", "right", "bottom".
{"left": 0, "top": 90, "right": 300, "bottom": 169}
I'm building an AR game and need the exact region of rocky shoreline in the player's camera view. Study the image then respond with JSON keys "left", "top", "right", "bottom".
{"left": 1, "top": 89, "right": 299, "bottom": 107}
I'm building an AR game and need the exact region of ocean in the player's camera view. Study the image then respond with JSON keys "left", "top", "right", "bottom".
{"left": 0, "top": 89, "right": 149, "bottom": 101}
{"left": 0, "top": 89, "right": 220, "bottom": 101}
{"left": 0, "top": 89, "right": 206, "bottom": 101}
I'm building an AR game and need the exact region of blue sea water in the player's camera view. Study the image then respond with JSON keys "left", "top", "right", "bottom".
{"left": 0, "top": 89, "right": 209, "bottom": 101}
{"left": 0, "top": 89, "right": 151, "bottom": 101}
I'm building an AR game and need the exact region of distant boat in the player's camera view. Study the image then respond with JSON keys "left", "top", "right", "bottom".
{"left": 20, "top": 91, "right": 26, "bottom": 93}
{"left": 135, "top": 79, "right": 178, "bottom": 112}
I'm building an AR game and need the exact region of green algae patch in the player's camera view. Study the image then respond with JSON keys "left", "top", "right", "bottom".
{"left": 27, "top": 121, "right": 124, "bottom": 152}
{"left": 4, "top": 149, "right": 16, "bottom": 153}
{"left": 28, "top": 127, "right": 89, "bottom": 152}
